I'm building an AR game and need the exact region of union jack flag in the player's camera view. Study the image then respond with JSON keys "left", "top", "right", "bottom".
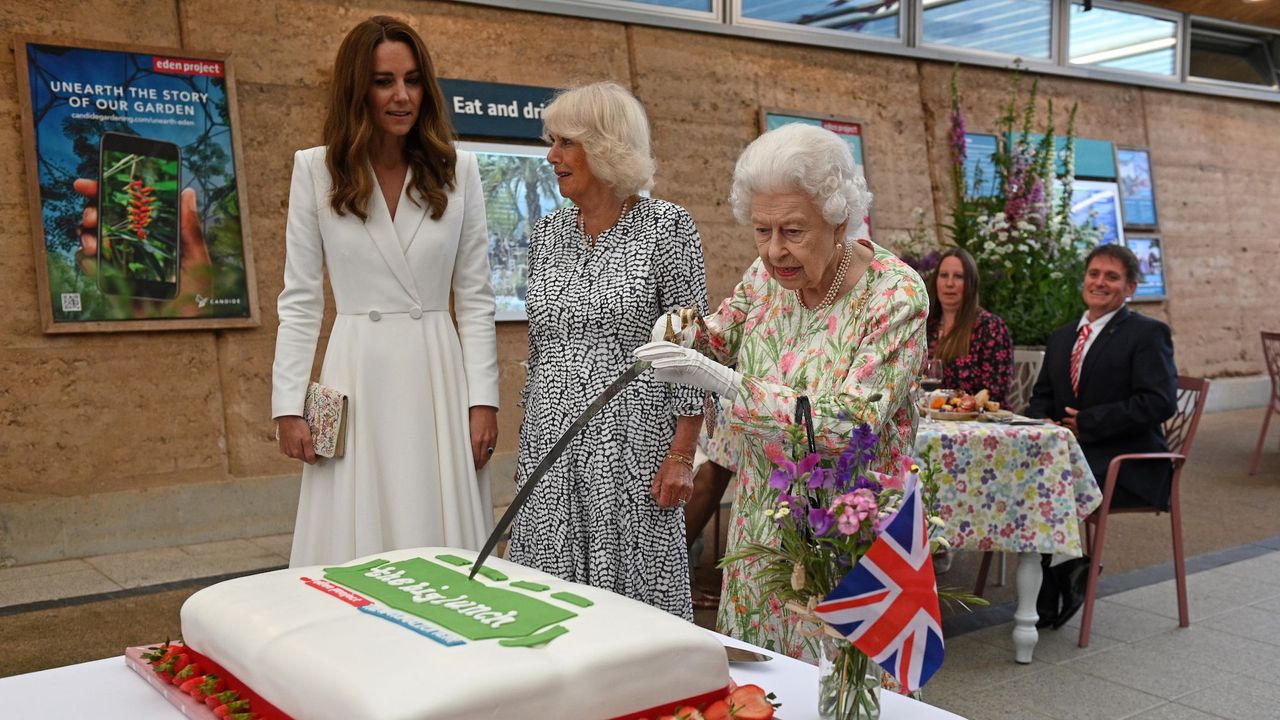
{"left": 813, "top": 472, "right": 944, "bottom": 692}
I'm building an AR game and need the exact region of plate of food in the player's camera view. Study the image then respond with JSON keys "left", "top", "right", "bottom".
{"left": 921, "top": 388, "right": 1000, "bottom": 421}
{"left": 927, "top": 408, "right": 980, "bottom": 421}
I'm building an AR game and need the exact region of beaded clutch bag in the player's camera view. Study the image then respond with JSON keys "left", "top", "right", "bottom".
{"left": 303, "top": 382, "right": 348, "bottom": 458}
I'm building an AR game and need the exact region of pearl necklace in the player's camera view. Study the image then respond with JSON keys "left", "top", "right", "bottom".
{"left": 798, "top": 240, "right": 851, "bottom": 312}
{"left": 577, "top": 196, "right": 637, "bottom": 248}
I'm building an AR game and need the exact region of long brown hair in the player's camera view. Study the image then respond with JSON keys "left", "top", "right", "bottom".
{"left": 928, "top": 247, "right": 982, "bottom": 362}
{"left": 323, "top": 16, "right": 456, "bottom": 221}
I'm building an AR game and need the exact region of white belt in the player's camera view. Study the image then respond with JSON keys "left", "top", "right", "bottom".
{"left": 337, "top": 307, "right": 441, "bottom": 321}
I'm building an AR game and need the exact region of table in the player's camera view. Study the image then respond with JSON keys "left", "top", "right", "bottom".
{"left": 916, "top": 417, "right": 1101, "bottom": 664}
{"left": 0, "top": 635, "right": 967, "bottom": 720}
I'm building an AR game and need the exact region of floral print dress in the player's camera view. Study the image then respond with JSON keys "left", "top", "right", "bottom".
{"left": 926, "top": 308, "right": 1014, "bottom": 404}
{"left": 701, "top": 240, "right": 928, "bottom": 662}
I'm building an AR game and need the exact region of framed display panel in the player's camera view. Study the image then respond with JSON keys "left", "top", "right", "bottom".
{"left": 1069, "top": 179, "right": 1125, "bottom": 247}
{"left": 458, "top": 140, "right": 570, "bottom": 322}
{"left": 760, "top": 108, "right": 873, "bottom": 240}
{"left": 14, "top": 36, "right": 258, "bottom": 333}
{"left": 1115, "top": 146, "right": 1159, "bottom": 228}
{"left": 1125, "top": 234, "right": 1167, "bottom": 301}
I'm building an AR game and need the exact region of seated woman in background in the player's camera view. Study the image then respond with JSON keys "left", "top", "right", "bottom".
{"left": 927, "top": 247, "right": 1013, "bottom": 404}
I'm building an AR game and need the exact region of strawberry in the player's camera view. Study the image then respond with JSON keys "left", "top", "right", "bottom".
{"left": 214, "top": 699, "right": 251, "bottom": 718}
{"left": 142, "top": 642, "right": 182, "bottom": 665}
{"left": 702, "top": 700, "right": 731, "bottom": 720}
{"left": 726, "top": 684, "right": 778, "bottom": 720}
{"left": 197, "top": 674, "right": 226, "bottom": 697}
{"left": 672, "top": 707, "right": 705, "bottom": 720}
{"left": 179, "top": 674, "right": 208, "bottom": 697}
{"left": 227, "top": 714, "right": 258, "bottom": 720}
{"left": 153, "top": 652, "right": 190, "bottom": 678}
{"left": 170, "top": 663, "right": 203, "bottom": 686}
{"left": 206, "top": 690, "right": 240, "bottom": 709}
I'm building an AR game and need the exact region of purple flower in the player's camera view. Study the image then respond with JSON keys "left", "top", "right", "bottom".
{"left": 778, "top": 492, "right": 804, "bottom": 509}
{"left": 768, "top": 452, "right": 820, "bottom": 491}
{"left": 853, "top": 473, "right": 884, "bottom": 494}
{"left": 852, "top": 423, "right": 878, "bottom": 451}
{"left": 950, "top": 106, "right": 967, "bottom": 168}
{"left": 808, "top": 506, "right": 835, "bottom": 536}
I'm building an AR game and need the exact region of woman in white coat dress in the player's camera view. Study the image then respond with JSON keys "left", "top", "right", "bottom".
{"left": 272, "top": 16, "right": 499, "bottom": 567}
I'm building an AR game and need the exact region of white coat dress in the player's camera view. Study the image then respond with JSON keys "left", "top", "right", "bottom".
{"left": 272, "top": 146, "right": 499, "bottom": 568}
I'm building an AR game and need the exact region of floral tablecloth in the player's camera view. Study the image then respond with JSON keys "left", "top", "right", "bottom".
{"left": 916, "top": 418, "right": 1102, "bottom": 556}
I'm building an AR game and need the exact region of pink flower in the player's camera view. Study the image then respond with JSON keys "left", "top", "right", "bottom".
{"left": 779, "top": 351, "right": 797, "bottom": 374}
{"left": 834, "top": 488, "right": 878, "bottom": 535}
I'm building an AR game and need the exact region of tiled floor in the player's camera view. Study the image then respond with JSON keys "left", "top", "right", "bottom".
{"left": 3, "top": 536, "right": 1280, "bottom": 719}
{"left": 927, "top": 545, "right": 1280, "bottom": 720}
{"left": 0, "top": 535, "right": 289, "bottom": 609}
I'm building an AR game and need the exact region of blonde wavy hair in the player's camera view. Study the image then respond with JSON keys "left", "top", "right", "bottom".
{"left": 542, "top": 81, "right": 655, "bottom": 197}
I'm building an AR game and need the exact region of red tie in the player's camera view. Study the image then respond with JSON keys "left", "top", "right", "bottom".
{"left": 1070, "top": 323, "right": 1093, "bottom": 395}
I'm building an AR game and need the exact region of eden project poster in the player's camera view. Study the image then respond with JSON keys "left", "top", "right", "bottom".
{"left": 16, "top": 37, "right": 258, "bottom": 332}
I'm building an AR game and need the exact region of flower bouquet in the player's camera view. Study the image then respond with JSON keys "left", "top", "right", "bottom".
{"left": 946, "top": 66, "right": 1102, "bottom": 346}
{"left": 722, "top": 419, "right": 982, "bottom": 720}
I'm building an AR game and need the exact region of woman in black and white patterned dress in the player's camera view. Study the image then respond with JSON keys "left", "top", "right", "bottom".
{"left": 508, "top": 82, "right": 708, "bottom": 619}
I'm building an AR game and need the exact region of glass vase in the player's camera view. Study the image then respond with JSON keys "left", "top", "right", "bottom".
{"left": 817, "top": 635, "right": 881, "bottom": 720}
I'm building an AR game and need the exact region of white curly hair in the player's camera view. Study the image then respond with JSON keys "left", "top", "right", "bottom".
{"left": 728, "top": 123, "right": 873, "bottom": 230}
{"left": 541, "top": 81, "right": 655, "bottom": 197}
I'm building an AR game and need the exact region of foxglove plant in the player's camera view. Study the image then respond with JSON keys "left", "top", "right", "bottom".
{"left": 946, "top": 67, "right": 1101, "bottom": 346}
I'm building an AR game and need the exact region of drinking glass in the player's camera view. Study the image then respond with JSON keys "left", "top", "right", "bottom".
{"left": 921, "top": 358, "right": 944, "bottom": 394}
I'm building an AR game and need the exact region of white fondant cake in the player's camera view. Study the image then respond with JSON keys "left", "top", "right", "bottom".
{"left": 180, "top": 547, "right": 730, "bottom": 720}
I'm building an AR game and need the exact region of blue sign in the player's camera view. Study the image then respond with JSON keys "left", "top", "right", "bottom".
{"left": 963, "top": 133, "right": 999, "bottom": 198}
{"left": 1009, "top": 133, "right": 1116, "bottom": 180}
{"left": 439, "top": 79, "right": 558, "bottom": 141}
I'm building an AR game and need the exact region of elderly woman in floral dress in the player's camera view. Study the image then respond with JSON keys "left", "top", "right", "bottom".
{"left": 636, "top": 123, "right": 927, "bottom": 662}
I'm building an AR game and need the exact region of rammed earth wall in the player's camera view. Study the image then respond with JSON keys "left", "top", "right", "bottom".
{"left": 0, "top": 0, "right": 1275, "bottom": 564}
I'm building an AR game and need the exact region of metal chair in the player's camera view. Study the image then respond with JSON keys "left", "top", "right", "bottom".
{"left": 1007, "top": 348, "right": 1046, "bottom": 415}
{"left": 1248, "top": 332, "right": 1280, "bottom": 475}
{"left": 1077, "top": 375, "right": 1210, "bottom": 647}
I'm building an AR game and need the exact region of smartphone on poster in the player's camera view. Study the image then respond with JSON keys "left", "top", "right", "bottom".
{"left": 97, "top": 132, "right": 181, "bottom": 299}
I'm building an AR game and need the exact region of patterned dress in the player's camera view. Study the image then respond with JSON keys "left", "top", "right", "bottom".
{"left": 703, "top": 240, "right": 928, "bottom": 662}
{"left": 698, "top": 396, "right": 741, "bottom": 472}
{"left": 509, "top": 198, "right": 708, "bottom": 620}
{"left": 926, "top": 308, "right": 1014, "bottom": 404}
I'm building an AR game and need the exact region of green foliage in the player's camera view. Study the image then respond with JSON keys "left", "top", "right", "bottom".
{"left": 945, "top": 67, "right": 1100, "bottom": 346}
{"left": 99, "top": 152, "right": 179, "bottom": 285}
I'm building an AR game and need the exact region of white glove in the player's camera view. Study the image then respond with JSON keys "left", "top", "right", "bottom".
{"left": 634, "top": 341, "right": 741, "bottom": 401}
{"left": 648, "top": 311, "right": 697, "bottom": 347}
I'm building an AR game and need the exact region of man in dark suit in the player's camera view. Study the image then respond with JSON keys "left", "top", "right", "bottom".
{"left": 1027, "top": 244, "right": 1178, "bottom": 629}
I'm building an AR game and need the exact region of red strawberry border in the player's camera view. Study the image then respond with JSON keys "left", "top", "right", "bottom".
{"left": 126, "top": 643, "right": 293, "bottom": 720}
{"left": 126, "top": 643, "right": 776, "bottom": 720}
{"left": 626, "top": 682, "right": 779, "bottom": 720}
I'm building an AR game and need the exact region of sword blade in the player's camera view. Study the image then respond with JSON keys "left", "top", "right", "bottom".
{"left": 468, "top": 360, "right": 651, "bottom": 579}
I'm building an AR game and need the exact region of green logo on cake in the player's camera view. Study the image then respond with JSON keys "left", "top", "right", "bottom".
{"left": 323, "top": 557, "right": 577, "bottom": 642}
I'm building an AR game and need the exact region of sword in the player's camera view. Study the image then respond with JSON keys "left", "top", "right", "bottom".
{"left": 468, "top": 359, "right": 652, "bottom": 579}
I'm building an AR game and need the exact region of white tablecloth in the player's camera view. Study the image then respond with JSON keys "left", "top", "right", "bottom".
{"left": 0, "top": 635, "right": 965, "bottom": 719}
